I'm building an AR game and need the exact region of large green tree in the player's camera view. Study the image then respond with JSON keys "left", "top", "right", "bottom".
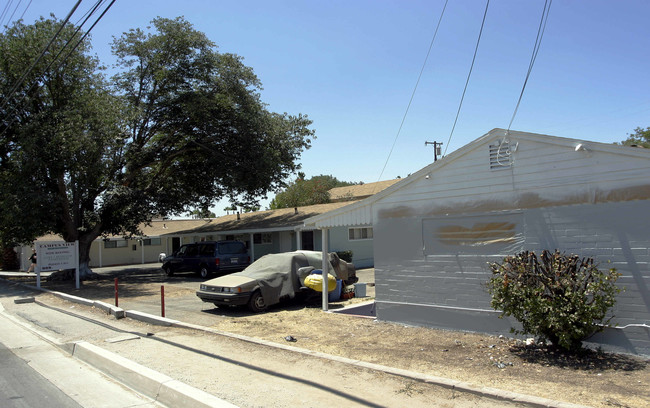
{"left": 0, "top": 17, "right": 313, "bottom": 277}
{"left": 269, "top": 174, "right": 356, "bottom": 209}
{"left": 619, "top": 126, "right": 650, "bottom": 148}
{"left": 0, "top": 17, "right": 124, "bottom": 272}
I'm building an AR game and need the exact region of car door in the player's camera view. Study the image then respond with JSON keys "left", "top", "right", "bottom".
{"left": 183, "top": 244, "right": 200, "bottom": 272}
{"left": 197, "top": 243, "right": 216, "bottom": 272}
{"left": 169, "top": 244, "right": 189, "bottom": 272}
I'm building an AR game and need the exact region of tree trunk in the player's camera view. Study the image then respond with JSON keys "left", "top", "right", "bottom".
{"left": 77, "top": 234, "right": 96, "bottom": 279}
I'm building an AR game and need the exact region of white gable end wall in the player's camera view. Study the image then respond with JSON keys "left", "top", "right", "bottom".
{"left": 372, "top": 129, "right": 650, "bottom": 356}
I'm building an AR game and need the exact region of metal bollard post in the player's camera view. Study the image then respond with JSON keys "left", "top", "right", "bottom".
{"left": 161, "top": 285, "right": 165, "bottom": 318}
{"left": 114, "top": 278, "right": 118, "bottom": 307}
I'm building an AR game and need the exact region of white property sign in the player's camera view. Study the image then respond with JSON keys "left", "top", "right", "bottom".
{"left": 36, "top": 241, "right": 80, "bottom": 289}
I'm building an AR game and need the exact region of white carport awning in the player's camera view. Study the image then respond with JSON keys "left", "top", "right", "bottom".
{"left": 303, "top": 200, "right": 374, "bottom": 228}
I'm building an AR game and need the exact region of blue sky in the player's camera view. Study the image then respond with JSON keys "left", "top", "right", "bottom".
{"left": 10, "top": 0, "right": 650, "bottom": 214}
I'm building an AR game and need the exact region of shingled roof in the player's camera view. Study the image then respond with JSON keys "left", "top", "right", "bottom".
{"left": 34, "top": 219, "right": 211, "bottom": 242}
{"left": 169, "top": 201, "right": 357, "bottom": 235}
{"left": 328, "top": 179, "right": 400, "bottom": 202}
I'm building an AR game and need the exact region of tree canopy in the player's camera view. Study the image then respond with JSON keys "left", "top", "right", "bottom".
{"left": 619, "top": 126, "right": 650, "bottom": 148}
{"left": 188, "top": 208, "right": 216, "bottom": 219}
{"left": 0, "top": 16, "right": 313, "bottom": 276}
{"left": 269, "top": 174, "right": 357, "bottom": 209}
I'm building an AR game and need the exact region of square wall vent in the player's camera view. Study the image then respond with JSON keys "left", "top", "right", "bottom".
{"left": 489, "top": 142, "right": 512, "bottom": 170}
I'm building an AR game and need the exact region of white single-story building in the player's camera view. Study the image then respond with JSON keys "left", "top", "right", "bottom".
{"left": 21, "top": 180, "right": 399, "bottom": 270}
{"left": 305, "top": 128, "right": 650, "bottom": 356}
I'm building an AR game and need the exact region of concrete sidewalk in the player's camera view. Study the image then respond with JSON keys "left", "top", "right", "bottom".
{"left": 0, "top": 301, "right": 167, "bottom": 408}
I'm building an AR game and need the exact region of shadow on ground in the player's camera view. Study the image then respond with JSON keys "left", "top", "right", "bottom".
{"left": 20, "top": 268, "right": 202, "bottom": 300}
{"left": 510, "top": 343, "right": 648, "bottom": 372}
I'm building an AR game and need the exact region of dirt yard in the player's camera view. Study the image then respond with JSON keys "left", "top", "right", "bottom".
{"left": 31, "top": 269, "right": 650, "bottom": 408}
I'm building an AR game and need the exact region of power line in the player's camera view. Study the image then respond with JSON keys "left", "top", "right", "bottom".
{"left": 0, "top": 0, "right": 116, "bottom": 135}
{"left": 377, "top": 0, "right": 449, "bottom": 181}
{"left": 0, "top": 0, "right": 16, "bottom": 29}
{"left": 443, "top": 0, "right": 490, "bottom": 157}
{"left": 18, "top": 0, "right": 32, "bottom": 22}
{"left": 0, "top": 0, "right": 83, "bottom": 112}
{"left": 58, "top": 0, "right": 115, "bottom": 69}
{"left": 0, "top": 0, "right": 35, "bottom": 32}
{"left": 0, "top": 0, "right": 22, "bottom": 31}
{"left": 507, "top": 0, "right": 552, "bottom": 132}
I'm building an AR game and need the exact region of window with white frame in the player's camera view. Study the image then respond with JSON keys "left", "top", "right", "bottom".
{"left": 348, "top": 227, "right": 373, "bottom": 241}
{"left": 104, "top": 239, "right": 128, "bottom": 249}
{"left": 142, "top": 238, "right": 161, "bottom": 246}
{"left": 253, "top": 233, "right": 272, "bottom": 244}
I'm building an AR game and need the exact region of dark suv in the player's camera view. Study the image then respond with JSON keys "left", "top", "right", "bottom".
{"left": 162, "top": 241, "right": 250, "bottom": 278}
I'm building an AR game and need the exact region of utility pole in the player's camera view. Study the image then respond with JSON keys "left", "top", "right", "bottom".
{"left": 425, "top": 141, "right": 443, "bottom": 162}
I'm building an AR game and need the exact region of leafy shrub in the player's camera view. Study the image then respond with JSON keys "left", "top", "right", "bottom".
{"left": 336, "top": 250, "right": 353, "bottom": 263}
{"left": 487, "top": 250, "right": 622, "bottom": 351}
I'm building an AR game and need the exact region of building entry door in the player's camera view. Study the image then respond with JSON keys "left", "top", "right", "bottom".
{"left": 301, "top": 231, "right": 314, "bottom": 250}
{"left": 172, "top": 237, "right": 181, "bottom": 253}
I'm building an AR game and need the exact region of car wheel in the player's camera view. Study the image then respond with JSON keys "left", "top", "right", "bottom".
{"left": 248, "top": 290, "right": 267, "bottom": 313}
{"left": 199, "top": 266, "right": 209, "bottom": 279}
{"left": 164, "top": 266, "right": 174, "bottom": 277}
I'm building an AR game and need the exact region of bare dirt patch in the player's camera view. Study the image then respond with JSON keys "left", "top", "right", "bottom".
{"left": 25, "top": 269, "right": 650, "bottom": 408}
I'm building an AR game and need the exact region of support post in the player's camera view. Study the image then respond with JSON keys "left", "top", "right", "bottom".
{"left": 75, "top": 240, "right": 80, "bottom": 289}
{"left": 249, "top": 233, "right": 255, "bottom": 262}
{"left": 321, "top": 228, "right": 329, "bottom": 311}
{"left": 98, "top": 239, "right": 103, "bottom": 267}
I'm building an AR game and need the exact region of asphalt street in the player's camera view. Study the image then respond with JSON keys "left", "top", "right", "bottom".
{"left": 0, "top": 342, "right": 82, "bottom": 408}
{"left": 0, "top": 296, "right": 165, "bottom": 408}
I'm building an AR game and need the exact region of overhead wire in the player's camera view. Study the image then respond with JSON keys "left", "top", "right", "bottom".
{"left": 18, "top": 0, "right": 32, "bottom": 22}
{"left": 0, "top": 0, "right": 116, "bottom": 136}
{"left": 506, "top": 0, "right": 552, "bottom": 132}
{"left": 56, "top": 0, "right": 115, "bottom": 69}
{"left": 1, "top": 0, "right": 22, "bottom": 31}
{"left": 0, "top": 0, "right": 83, "bottom": 112}
{"left": 495, "top": 0, "right": 552, "bottom": 169}
{"left": 442, "top": 0, "right": 490, "bottom": 156}
{"left": 0, "top": 0, "right": 16, "bottom": 29}
{"left": 377, "top": 0, "right": 449, "bottom": 181}
{"left": 0, "top": 0, "right": 34, "bottom": 34}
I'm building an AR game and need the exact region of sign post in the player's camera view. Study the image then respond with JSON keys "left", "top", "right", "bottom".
{"left": 36, "top": 241, "right": 80, "bottom": 289}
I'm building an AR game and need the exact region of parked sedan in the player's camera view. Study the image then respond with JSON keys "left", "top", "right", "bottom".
{"left": 196, "top": 250, "right": 356, "bottom": 312}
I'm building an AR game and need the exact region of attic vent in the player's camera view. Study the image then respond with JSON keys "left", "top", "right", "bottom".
{"left": 489, "top": 142, "right": 512, "bottom": 170}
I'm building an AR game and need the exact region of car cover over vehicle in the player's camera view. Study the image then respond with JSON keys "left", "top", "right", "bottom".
{"left": 197, "top": 250, "right": 356, "bottom": 308}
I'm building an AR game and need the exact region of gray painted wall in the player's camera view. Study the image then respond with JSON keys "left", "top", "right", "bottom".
{"left": 373, "top": 200, "right": 650, "bottom": 356}
{"left": 327, "top": 226, "right": 374, "bottom": 268}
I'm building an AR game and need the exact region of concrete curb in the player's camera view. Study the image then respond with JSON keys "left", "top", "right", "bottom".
{"left": 15, "top": 282, "right": 593, "bottom": 408}
{"left": 125, "top": 310, "right": 179, "bottom": 326}
{"left": 35, "top": 286, "right": 125, "bottom": 318}
{"left": 0, "top": 280, "right": 238, "bottom": 408}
